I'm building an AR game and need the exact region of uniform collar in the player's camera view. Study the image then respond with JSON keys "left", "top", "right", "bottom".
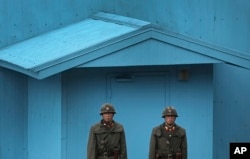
{"left": 101, "top": 119, "right": 114, "bottom": 128}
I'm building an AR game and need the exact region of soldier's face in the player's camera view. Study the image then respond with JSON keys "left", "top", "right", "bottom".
{"left": 102, "top": 113, "right": 114, "bottom": 122}
{"left": 165, "top": 115, "right": 176, "bottom": 125}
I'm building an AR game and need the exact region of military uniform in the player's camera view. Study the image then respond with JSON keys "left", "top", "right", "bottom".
{"left": 87, "top": 103, "right": 127, "bottom": 159}
{"left": 149, "top": 107, "right": 187, "bottom": 159}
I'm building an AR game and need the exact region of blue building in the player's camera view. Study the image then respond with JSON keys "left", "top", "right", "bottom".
{"left": 0, "top": 1, "right": 249, "bottom": 159}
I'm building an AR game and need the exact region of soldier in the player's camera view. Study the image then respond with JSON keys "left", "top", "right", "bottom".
{"left": 87, "top": 103, "right": 127, "bottom": 159}
{"left": 149, "top": 106, "right": 187, "bottom": 159}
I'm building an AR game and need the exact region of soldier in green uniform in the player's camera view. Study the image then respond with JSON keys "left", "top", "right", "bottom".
{"left": 149, "top": 106, "right": 187, "bottom": 159}
{"left": 87, "top": 103, "right": 127, "bottom": 159}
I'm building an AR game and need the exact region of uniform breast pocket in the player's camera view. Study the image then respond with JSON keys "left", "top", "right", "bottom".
{"left": 95, "top": 132, "right": 107, "bottom": 141}
{"left": 109, "top": 132, "right": 121, "bottom": 144}
{"left": 101, "top": 132, "right": 121, "bottom": 150}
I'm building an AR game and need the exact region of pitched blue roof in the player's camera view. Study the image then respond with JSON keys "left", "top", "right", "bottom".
{"left": 0, "top": 12, "right": 150, "bottom": 78}
{"left": 0, "top": 12, "right": 249, "bottom": 79}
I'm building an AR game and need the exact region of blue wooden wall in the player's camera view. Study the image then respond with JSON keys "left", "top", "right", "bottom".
{"left": 28, "top": 75, "right": 62, "bottom": 159}
{"left": 0, "top": 68, "right": 28, "bottom": 159}
{"left": 213, "top": 64, "right": 250, "bottom": 159}
{"left": 0, "top": 0, "right": 250, "bottom": 159}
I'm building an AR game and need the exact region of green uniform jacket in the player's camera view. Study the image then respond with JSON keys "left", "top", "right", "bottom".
{"left": 87, "top": 120, "right": 127, "bottom": 159}
{"left": 148, "top": 123, "right": 187, "bottom": 159}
